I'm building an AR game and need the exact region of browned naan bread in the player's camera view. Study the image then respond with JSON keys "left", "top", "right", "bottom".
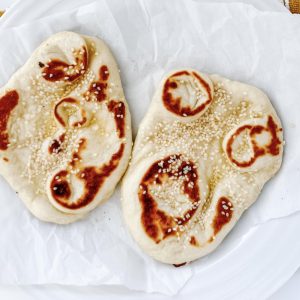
{"left": 122, "top": 69, "right": 283, "bottom": 264}
{"left": 0, "top": 32, "right": 132, "bottom": 224}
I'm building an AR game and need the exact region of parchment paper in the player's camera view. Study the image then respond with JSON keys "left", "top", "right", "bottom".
{"left": 0, "top": 0, "right": 299, "bottom": 295}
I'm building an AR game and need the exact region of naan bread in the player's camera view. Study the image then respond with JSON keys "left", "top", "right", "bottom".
{"left": 0, "top": 32, "right": 132, "bottom": 224}
{"left": 121, "top": 69, "right": 283, "bottom": 264}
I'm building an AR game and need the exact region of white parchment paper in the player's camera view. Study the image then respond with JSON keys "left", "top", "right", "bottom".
{"left": 0, "top": 0, "right": 299, "bottom": 295}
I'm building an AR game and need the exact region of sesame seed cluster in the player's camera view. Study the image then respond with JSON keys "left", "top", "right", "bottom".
{"left": 21, "top": 77, "right": 92, "bottom": 192}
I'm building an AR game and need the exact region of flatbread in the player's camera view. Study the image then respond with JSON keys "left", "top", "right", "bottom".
{"left": 0, "top": 32, "right": 132, "bottom": 224}
{"left": 121, "top": 69, "right": 283, "bottom": 264}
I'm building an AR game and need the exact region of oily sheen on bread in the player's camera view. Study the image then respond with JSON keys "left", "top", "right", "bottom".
{"left": 0, "top": 32, "right": 132, "bottom": 224}
{"left": 121, "top": 69, "right": 283, "bottom": 264}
